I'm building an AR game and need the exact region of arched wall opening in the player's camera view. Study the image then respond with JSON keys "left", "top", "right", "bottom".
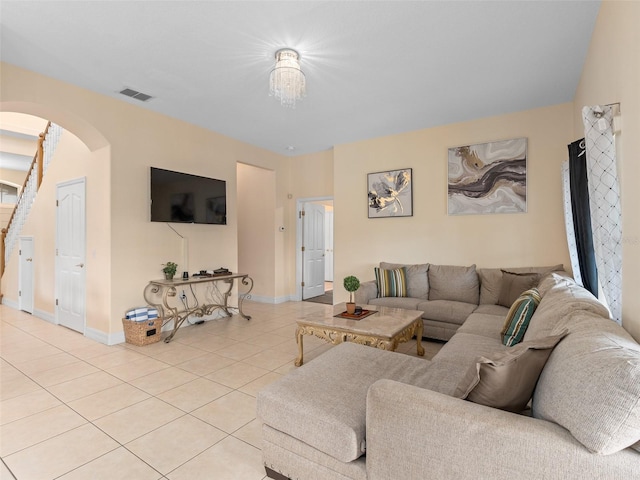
{"left": 0, "top": 103, "right": 112, "bottom": 341}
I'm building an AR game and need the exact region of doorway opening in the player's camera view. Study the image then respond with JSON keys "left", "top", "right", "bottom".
{"left": 296, "top": 197, "right": 334, "bottom": 304}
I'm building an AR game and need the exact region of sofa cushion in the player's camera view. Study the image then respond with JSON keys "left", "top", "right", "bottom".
{"left": 454, "top": 330, "right": 568, "bottom": 413}
{"left": 368, "top": 297, "right": 422, "bottom": 310}
{"left": 457, "top": 312, "right": 507, "bottom": 338}
{"left": 256, "top": 342, "right": 432, "bottom": 463}
{"left": 523, "top": 273, "right": 610, "bottom": 342}
{"left": 532, "top": 312, "right": 640, "bottom": 454}
{"left": 374, "top": 267, "right": 407, "bottom": 298}
{"left": 473, "top": 304, "right": 510, "bottom": 317}
{"left": 417, "top": 300, "right": 477, "bottom": 326}
{"left": 428, "top": 264, "right": 479, "bottom": 304}
{"left": 497, "top": 271, "right": 540, "bottom": 307}
{"left": 431, "top": 332, "right": 506, "bottom": 373}
{"left": 478, "top": 265, "right": 564, "bottom": 305}
{"left": 501, "top": 288, "right": 541, "bottom": 346}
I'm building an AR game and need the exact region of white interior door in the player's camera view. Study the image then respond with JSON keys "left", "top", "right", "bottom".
{"left": 302, "top": 203, "right": 325, "bottom": 299}
{"left": 324, "top": 210, "right": 334, "bottom": 282}
{"left": 56, "top": 178, "right": 86, "bottom": 333}
{"left": 18, "top": 236, "right": 34, "bottom": 313}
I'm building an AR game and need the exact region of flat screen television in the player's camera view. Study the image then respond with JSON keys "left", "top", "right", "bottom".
{"left": 150, "top": 167, "right": 226, "bottom": 225}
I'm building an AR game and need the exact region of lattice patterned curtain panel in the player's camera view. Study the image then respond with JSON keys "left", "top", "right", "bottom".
{"left": 561, "top": 161, "right": 584, "bottom": 287}
{"left": 582, "top": 105, "right": 622, "bottom": 324}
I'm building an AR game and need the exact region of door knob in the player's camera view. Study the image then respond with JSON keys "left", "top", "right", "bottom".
{"left": 26, "top": 258, "right": 33, "bottom": 262}
{"left": 76, "top": 263, "right": 84, "bottom": 268}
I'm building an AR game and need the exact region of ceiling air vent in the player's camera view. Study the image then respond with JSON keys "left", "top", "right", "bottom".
{"left": 119, "top": 88, "right": 153, "bottom": 102}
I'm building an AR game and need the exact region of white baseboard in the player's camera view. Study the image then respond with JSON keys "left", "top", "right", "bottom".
{"left": 1, "top": 297, "right": 18, "bottom": 309}
{"left": 246, "top": 294, "right": 294, "bottom": 304}
{"left": 34, "top": 309, "right": 56, "bottom": 324}
{"left": 0, "top": 300, "right": 57, "bottom": 324}
{"left": 85, "top": 326, "right": 123, "bottom": 346}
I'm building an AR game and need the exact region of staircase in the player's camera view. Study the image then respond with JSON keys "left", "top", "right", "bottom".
{"left": 0, "top": 121, "right": 63, "bottom": 283}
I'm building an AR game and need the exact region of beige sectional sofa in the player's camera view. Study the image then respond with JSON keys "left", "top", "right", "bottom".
{"left": 355, "top": 262, "right": 564, "bottom": 341}
{"left": 257, "top": 271, "right": 640, "bottom": 479}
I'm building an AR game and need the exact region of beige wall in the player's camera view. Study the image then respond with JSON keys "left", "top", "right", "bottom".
{"left": 333, "top": 103, "right": 574, "bottom": 301}
{"left": 237, "top": 162, "right": 276, "bottom": 300}
{"left": 0, "top": 168, "right": 27, "bottom": 186}
{"left": 1, "top": 62, "right": 289, "bottom": 342}
{"left": 285, "top": 149, "right": 334, "bottom": 296}
{"left": 573, "top": 0, "right": 640, "bottom": 341}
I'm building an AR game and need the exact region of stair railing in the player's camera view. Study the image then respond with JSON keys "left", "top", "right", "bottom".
{"left": 1, "top": 121, "right": 63, "bottom": 277}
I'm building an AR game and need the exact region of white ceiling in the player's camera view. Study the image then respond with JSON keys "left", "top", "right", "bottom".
{"left": 0, "top": 1, "right": 601, "bottom": 156}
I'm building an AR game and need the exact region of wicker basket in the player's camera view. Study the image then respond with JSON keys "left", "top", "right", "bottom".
{"left": 122, "top": 318, "right": 163, "bottom": 346}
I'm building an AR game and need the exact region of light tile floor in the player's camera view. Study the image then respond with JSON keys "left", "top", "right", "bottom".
{"left": 0, "top": 301, "right": 443, "bottom": 480}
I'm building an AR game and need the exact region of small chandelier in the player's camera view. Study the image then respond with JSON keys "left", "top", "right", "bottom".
{"left": 269, "top": 48, "right": 306, "bottom": 108}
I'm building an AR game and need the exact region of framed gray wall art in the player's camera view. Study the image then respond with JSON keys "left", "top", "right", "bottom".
{"left": 368, "top": 168, "right": 413, "bottom": 218}
{"left": 448, "top": 138, "right": 527, "bottom": 215}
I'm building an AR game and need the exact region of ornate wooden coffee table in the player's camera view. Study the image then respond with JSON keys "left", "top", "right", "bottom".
{"left": 294, "top": 303, "right": 425, "bottom": 366}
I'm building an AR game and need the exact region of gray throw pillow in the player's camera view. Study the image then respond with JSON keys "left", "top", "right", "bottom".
{"left": 498, "top": 270, "right": 540, "bottom": 307}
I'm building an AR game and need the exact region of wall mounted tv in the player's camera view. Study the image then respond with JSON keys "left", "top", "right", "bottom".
{"left": 150, "top": 167, "right": 227, "bottom": 225}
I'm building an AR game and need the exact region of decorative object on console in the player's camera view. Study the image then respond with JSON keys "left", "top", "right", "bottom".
{"left": 343, "top": 275, "right": 360, "bottom": 314}
{"left": 162, "top": 261, "right": 178, "bottom": 280}
{"left": 448, "top": 137, "right": 527, "bottom": 215}
{"left": 368, "top": 168, "right": 413, "bottom": 218}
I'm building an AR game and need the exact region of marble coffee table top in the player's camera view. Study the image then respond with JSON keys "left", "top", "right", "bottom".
{"left": 297, "top": 302, "right": 423, "bottom": 339}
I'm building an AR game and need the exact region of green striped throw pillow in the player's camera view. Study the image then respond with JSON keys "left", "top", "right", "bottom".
{"left": 501, "top": 288, "right": 542, "bottom": 346}
{"left": 374, "top": 267, "right": 408, "bottom": 298}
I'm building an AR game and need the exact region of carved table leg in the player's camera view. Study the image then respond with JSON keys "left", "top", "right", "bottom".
{"left": 415, "top": 319, "right": 425, "bottom": 356}
{"left": 237, "top": 276, "right": 254, "bottom": 320}
{"left": 294, "top": 326, "right": 304, "bottom": 367}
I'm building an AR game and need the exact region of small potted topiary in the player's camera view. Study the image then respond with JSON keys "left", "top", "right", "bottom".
{"left": 343, "top": 275, "right": 360, "bottom": 314}
{"left": 162, "top": 261, "right": 178, "bottom": 280}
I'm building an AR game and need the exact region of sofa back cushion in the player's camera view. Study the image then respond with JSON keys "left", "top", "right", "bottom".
{"left": 380, "top": 262, "right": 429, "bottom": 299}
{"left": 478, "top": 265, "right": 564, "bottom": 305}
{"left": 532, "top": 312, "right": 640, "bottom": 454}
{"left": 428, "top": 264, "right": 479, "bottom": 304}
{"left": 523, "top": 273, "right": 610, "bottom": 342}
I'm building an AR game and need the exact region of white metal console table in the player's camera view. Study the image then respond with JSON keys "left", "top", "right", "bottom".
{"left": 143, "top": 273, "right": 254, "bottom": 343}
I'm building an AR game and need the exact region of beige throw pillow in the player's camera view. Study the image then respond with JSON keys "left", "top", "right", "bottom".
{"left": 454, "top": 330, "right": 568, "bottom": 413}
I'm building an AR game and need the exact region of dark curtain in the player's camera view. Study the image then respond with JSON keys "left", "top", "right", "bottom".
{"left": 568, "top": 139, "right": 598, "bottom": 297}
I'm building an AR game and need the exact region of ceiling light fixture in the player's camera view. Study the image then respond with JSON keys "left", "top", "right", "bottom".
{"left": 269, "top": 49, "right": 306, "bottom": 108}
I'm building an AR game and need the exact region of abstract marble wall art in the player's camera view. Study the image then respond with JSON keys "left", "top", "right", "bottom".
{"left": 448, "top": 138, "right": 527, "bottom": 215}
{"left": 368, "top": 168, "right": 413, "bottom": 218}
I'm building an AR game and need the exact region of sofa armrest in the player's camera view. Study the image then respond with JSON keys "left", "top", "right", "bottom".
{"left": 355, "top": 280, "right": 377, "bottom": 305}
{"left": 366, "top": 380, "right": 639, "bottom": 480}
